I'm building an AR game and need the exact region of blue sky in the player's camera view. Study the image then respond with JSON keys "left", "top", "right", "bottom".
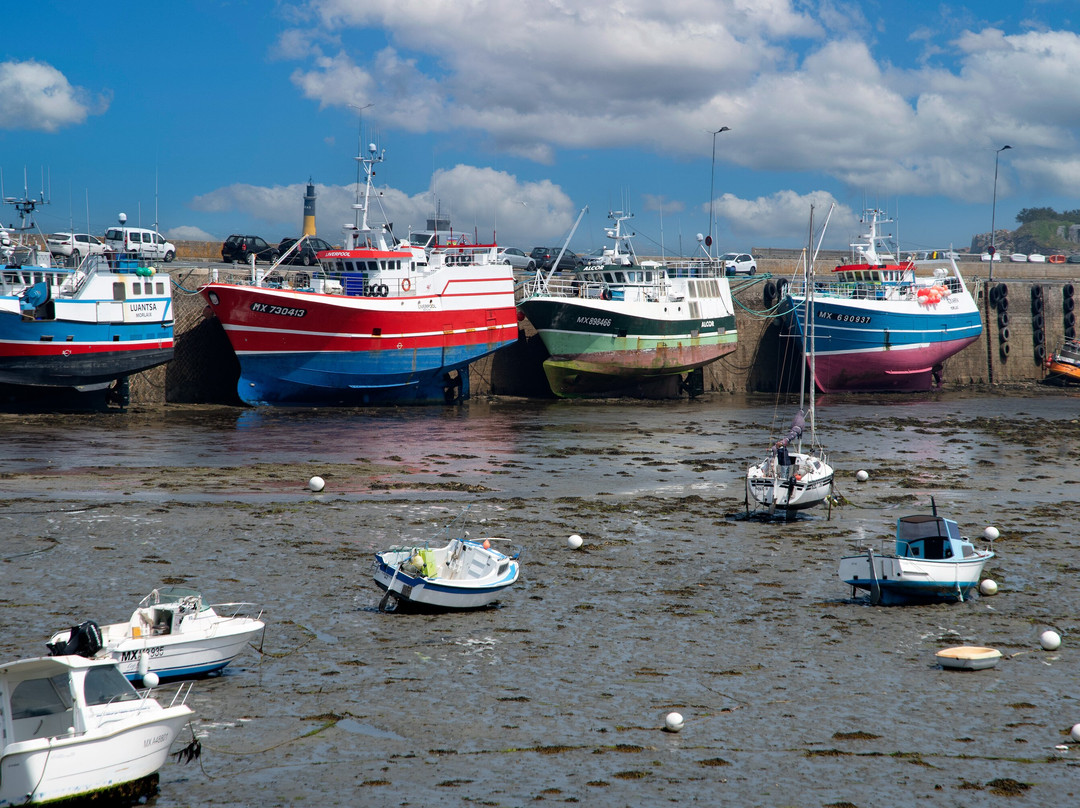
{"left": 2, "top": 0, "right": 1077, "bottom": 256}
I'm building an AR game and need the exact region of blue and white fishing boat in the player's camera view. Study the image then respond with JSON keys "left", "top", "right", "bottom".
{"left": 0, "top": 196, "right": 173, "bottom": 396}
{"left": 838, "top": 501, "right": 995, "bottom": 605}
{"left": 48, "top": 587, "right": 265, "bottom": 683}
{"left": 374, "top": 534, "right": 521, "bottom": 611}
{"left": 784, "top": 209, "right": 982, "bottom": 392}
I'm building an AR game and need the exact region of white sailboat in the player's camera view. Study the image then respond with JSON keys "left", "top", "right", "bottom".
{"left": 746, "top": 206, "right": 835, "bottom": 516}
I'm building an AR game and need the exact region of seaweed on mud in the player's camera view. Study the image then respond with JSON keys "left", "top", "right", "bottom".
{"left": 986, "top": 778, "right": 1032, "bottom": 796}
{"left": 832, "top": 731, "right": 880, "bottom": 741}
{"left": 612, "top": 770, "right": 651, "bottom": 780}
{"left": 699, "top": 757, "right": 731, "bottom": 767}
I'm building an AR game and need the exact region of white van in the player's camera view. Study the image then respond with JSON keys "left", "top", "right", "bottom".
{"left": 104, "top": 225, "right": 176, "bottom": 262}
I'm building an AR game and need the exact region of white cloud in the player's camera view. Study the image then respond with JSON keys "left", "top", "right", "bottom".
{"left": 166, "top": 225, "right": 216, "bottom": 242}
{"left": 0, "top": 59, "right": 103, "bottom": 133}
{"left": 711, "top": 189, "right": 858, "bottom": 248}
{"left": 189, "top": 167, "right": 575, "bottom": 248}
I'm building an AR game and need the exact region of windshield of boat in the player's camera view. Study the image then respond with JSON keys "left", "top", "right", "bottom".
{"left": 140, "top": 586, "right": 205, "bottom": 609}
{"left": 83, "top": 665, "right": 140, "bottom": 705}
{"left": 11, "top": 673, "right": 73, "bottom": 718}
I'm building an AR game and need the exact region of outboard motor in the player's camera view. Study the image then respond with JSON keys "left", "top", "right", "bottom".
{"left": 47, "top": 620, "right": 104, "bottom": 658}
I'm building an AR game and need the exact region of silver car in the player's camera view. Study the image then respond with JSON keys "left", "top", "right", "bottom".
{"left": 498, "top": 247, "right": 536, "bottom": 271}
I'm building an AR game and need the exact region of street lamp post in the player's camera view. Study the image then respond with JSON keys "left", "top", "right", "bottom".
{"left": 708, "top": 126, "right": 730, "bottom": 258}
{"left": 985, "top": 144, "right": 1011, "bottom": 384}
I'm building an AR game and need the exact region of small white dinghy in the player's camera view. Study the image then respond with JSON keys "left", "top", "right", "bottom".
{"left": 935, "top": 646, "right": 1002, "bottom": 670}
{"left": 48, "top": 586, "right": 265, "bottom": 684}
{"left": 374, "top": 536, "right": 521, "bottom": 611}
{"left": 0, "top": 654, "right": 194, "bottom": 806}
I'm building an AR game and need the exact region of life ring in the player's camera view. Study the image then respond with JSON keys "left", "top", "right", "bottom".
{"left": 402, "top": 278, "right": 411, "bottom": 292}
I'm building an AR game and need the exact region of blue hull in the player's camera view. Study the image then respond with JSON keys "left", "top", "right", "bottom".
{"left": 122, "top": 659, "right": 230, "bottom": 682}
{"left": 235, "top": 340, "right": 514, "bottom": 405}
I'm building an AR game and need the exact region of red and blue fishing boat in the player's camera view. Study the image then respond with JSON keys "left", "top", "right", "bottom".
{"left": 0, "top": 196, "right": 173, "bottom": 397}
{"left": 200, "top": 142, "right": 518, "bottom": 406}
{"left": 784, "top": 210, "right": 982, "bottom": 392}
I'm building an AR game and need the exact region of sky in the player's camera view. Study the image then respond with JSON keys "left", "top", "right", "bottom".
{"left": 1, "top": 0, "right": 1078, "bottom": 257}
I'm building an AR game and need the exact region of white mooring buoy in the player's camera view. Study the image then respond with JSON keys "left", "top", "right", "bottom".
{"left": 567, "top": 534, "right": 583, "bottom": 550}
{"left": 979, "top": 579, "right": 998, "bottom": 596}
{"left": 308, "top": 476, "right": 325, "bottom": 492}
{"left": 983, "top": 526, "right": 1000, "bottom": 541}
{"left": 856, "top": 470, "right": 869, "bottom": 482}
{"left": 1071, "top": 723, "right": 1080, "bottom": 743}
{"left": 664, "top": 712, "right": 684, "bottom": 732}
{"left": 1040, "top": 630, "right": 1062, "bottom": 651}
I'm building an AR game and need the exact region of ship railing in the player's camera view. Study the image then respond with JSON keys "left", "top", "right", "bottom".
{"left": 665, "top": 258, "right": 725, "bottom": 278}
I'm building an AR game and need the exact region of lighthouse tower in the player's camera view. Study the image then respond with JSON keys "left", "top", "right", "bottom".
{"left": 301, "top": 179, "right": 317, "bottom": 236}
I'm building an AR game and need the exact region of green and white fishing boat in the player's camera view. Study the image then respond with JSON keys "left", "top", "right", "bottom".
{"left": 518, "top": 210, "right": 738, "bottom": 397}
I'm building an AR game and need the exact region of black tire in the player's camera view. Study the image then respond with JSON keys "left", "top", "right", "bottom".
{"left": 776, "top": 278, "right": 789, "bottom": 300}
{"left": 763, "top": 280, "right": 776, "bottom": 307}
{"left": 1067, "top": 326, "right": 1076, "bottom": 339}
{"left": 999, "top": 326, "right": 1010, "bottom": 342}
{"left": 749, "top": 267, "right": 756, "bottom": 275}
{"left": 1065, "top": 283, "right": 1075, "bottom": 297}
{"left": 1033, "top": 313, "right": 1044, "bottom": 330}
{"left": 997, "top": 311, "right": 1009, "bottom": 328}
{"left": 302, "top": 253, "right": 313, "bottom": 266}
{"left": 989, "top": 284, "right": 1000, "bottom": 307}
{"left": 527, "top": 261, "right": 536, "bottom": 271}
{"left": 164, "top": 250, "right": 175, "bottom": 263}
{"left": 996, "top": 283, "right": 1008, "bottom": 301}
{"left": 1034, "top": 328, "right": 1044, "bottom": 344}
{"left": 997, "top": 296, "right": 1008, "bottom": 313}
{"left": 1066, "top": 310, "right": 1076, "bottom": 327}
{"left": 1035, "top": 344, "right": 1046, "bottom": 362}
{"left": 1000, "top": 342, "right": 1010, "bottom": 358}
{"left": 1031, "top": 284, "right": 1043, "bottom": 300}
{"left": 1065, "top": 297, "right": 1075, "bottom": 314}
{"left": 1032, "top": 296, "right": 1043, "bottom": 315}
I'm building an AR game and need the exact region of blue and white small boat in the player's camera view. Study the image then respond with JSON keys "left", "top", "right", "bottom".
{"left": 838, "top": 502, "right": 994, "bottom": 605}
{"left": 48, "top": 586, "right": 265, "bottom": 683}
{"left": 374, "top": 536, "right": 520, "bottom": 611}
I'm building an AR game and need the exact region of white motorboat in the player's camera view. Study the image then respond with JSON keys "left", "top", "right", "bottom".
{"left": 0, "top": 654, "right": 193, "bottom": 806}
{"left": 374, "top": 536, "right": 521, "bottom": 611}
{"left": 838, "top": 501, "right": 995, "bottom": 605}
{"left": 48, "top": 586, "right": 264, "bottom": 683}
{"left": 747, "top": 206, "right": 835, "bottom": 516}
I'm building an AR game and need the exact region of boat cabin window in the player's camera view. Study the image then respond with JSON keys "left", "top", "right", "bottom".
{"left": 11, "top": 674, "right": 73, "bottom": 719}
{"left": 112, "top": 282, "right": 126, "bottom": 301}
{"left": 906, "top": 537, "right": 952, "bottom": 560}
{"left": 83, "top": 665, "right": 140, "bottom": 705}
{"left": 615, "top": 272, "right": 626, "bottom": 283}
{"left": 604, "top": 272, "right": 614, "bottom": 284}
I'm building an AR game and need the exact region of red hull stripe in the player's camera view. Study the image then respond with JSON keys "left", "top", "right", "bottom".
{"left": 0, "top": 340, "right": 174, "bottom": 358}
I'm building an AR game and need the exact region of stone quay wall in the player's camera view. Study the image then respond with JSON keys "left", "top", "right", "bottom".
{"left": 130, "top": 257, "right": 1079, "bottom": 404}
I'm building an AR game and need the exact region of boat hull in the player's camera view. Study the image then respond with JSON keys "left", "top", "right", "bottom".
{"left": 787, "top": 294, "right": 982, "bottom": 393}
{"left": 0, "top": 706, "right": 190, "bottom": 806}
{"left": 520, "top": 297, "right": 737, "bottom": 397}
{"left": 106, "top": 622, "right": 264, "bottom": 682}
{"left": 838, "top": 552, "right": 991, "bottom": 604}
{"left": 202, "top": 280, "right": 517, "bottom": 405}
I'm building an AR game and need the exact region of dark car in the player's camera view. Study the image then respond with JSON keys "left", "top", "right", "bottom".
{"left": 278, "top": 236, "right": 335, "bottom": 266}
{"left": 221, "top": 235, "right": 278, "bottom": 264}
{"left": 529, "top": 246, "right": 584, "bottom": 271}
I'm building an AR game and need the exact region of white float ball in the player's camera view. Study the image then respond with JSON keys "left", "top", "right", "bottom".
{"left": 1071, "top": 724, "right": 1080, "bottom": 743}
{"left": 979, "top": 579, "right": 998, "bottom": 596}
{"left": 856, "top": 469, "right": 869, "bottom": 482}
{"left": 308, "top": 476, "right": 325, "bottom": 492}
{"left": 567, "top": 534, "right": 583, "bottom": 550}
{"left": 664, "top": 712, "right": 684, "bottom": 732}
{"left": 983, "top": 526, "right": 1000, "bottom": 541}
{"left": 141, "top": 672, "right": 159, "bottom": 688}
{"left": 1040, "top": 630, "right": 1062, "bottom": 651}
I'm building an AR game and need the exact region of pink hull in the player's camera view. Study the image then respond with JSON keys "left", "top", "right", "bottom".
{"left": 813, "top": 336, "right": 979, "bottom": 393}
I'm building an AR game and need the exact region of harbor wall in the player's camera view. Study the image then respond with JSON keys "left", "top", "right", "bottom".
{"left": 128, "top": 259, "right": 1079, "bottom": 404}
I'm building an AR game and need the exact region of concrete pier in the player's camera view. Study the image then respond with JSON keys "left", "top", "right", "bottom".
{"left": 127, "top": 257, "right": 1078, "bottom": 405}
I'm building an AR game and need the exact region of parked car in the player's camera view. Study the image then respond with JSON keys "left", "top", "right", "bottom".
{"left": 497, "top": 247, "right": 536, "bottom": 271}
{"left": 221, "top": 235, "right": 278, "bottom": 264}
{"left": 278, "top": 236, "right": 335, "bottom": 266}
{"left": 103, "top": 226, "right": 176, "bottom": 262}
{"left": 47, "top": 232, "right": 107, "bottom": 261}
{"left": 720, "top": 252, "right": 757, "bottom": 275}
{"left": 529, "top": 247, "right": 584, "bottom": 271}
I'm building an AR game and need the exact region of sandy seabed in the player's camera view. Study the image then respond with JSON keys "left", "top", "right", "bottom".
{"left": 1, "top": 390, "right": 1079, "bottom": 807}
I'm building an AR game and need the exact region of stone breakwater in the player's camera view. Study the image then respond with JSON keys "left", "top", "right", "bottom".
{"left": 128, "top": 257, "right": 1077, "bottom": 405}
